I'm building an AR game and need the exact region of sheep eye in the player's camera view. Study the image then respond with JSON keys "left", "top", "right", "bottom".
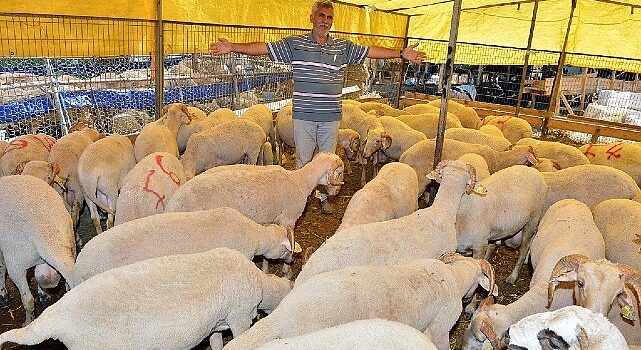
{"left": 577, "top": 280, "right": 584, "bottom": 287}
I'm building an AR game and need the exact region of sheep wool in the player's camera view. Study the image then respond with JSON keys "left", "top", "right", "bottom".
{"left": 482, "top": 115, "right": 532, "bottom": 144}
{"left": 428, "top": 99, "right": 482, "bottom": 129}
{"left": 579, "top": 142, "right": 641, "bottom": 187}
{"left": 516, "top": 138, "right": 589, "bottom": 169}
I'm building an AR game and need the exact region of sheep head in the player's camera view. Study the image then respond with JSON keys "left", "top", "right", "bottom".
{"left": 362, "top": 129, "right": 391, "bottom": 158}
{"left": 323, "top": 156, "right": 345, "bottom": 196}
{"left": 428, "top": 160, "right": 487, "bottom": 195}
{"left": 337, "top": 129, "right": 360, "bottom": 160}
{"left": 439, "top": 252, "right": 497, "bottom": 299}
{"left": 548, "top": 254, "right": 590, "bottom": 308}
{"left": 507, "top": 145, "right": 538, "bottom": 166}
{"left": 463, "top": 296, "right": 507, "bottom": 350}
{"left": 16, "top": 161, "right": 66, "bottom": 188}
{"left": 163, "top": 103, "right": 192, "bottom": 126}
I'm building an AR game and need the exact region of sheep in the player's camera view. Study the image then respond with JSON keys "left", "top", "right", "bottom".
{"left": 111, "top": 110, "right": 151, "bottom": 135}
{"left": 77, "top": 134, "right": 136, "bottom": 235}
{"left": 399, "top": 138, "right": 537, "bottom": 195}
{"left": 457, "top": 153, "right": 490, "bottom": 181}
{"left": 74, "top": 208, "right": 296, "bottom": 284}
{"left": 295, "top": 160, "right": 486, "bottom": 286}
{"left": 479, "top": 124, "right": 505, "bottom": 138}
{"left": 180, "top": 118, "right": 270, "bottom": 179}
{"left": 225, "top": 254, "right": 496, "bottom": 350}
{"left": 377, "top": 116, "right": 427, "bottom": 161}
{"left": 336, "top": 128, "right": 360, "bottom": 173}
{"left": 456, "top": 165, "right": 548, "bottom": 285}
{"left": 0, "top": 175, "right": 76, "bottom": 325}
{"left": 482, "top": 115, "right": 533, "bottom": 144}
{"left": 340, "top": 104, "right": 390, "bottom": 185}
{"left": 0, "top": 248, "right": 291, "bottom": 350}
{"left": 176, "top": 106, "right": 208, "bottom": 153}
{"left": 338, "top": 162, "right": 419, "bottom": 230}
{"left": 508, "top": 305, "right": 629, "bottom": 350}
{"left": 397, "top": 112, "right": 462, "bottom": 139}
{"left": 541, "top": 165, "right": 640, "bottom": 210}
{"left": 134, "top": 103, "right": 192, "bottom": 162}
{"left": 579, "top": 142, "right": 641, "bottom": 187}
{"left": 17, "top": 160, "right": 64, "bottom": 188}
{"left": 241, "top": 104, "right": 277, "bottom": 162}
{"left": 47, "top": 123, "right": 101, "bottom": 226}
{"left": 516, "top": 138, "right": 590, "bottom": 169}
{"left": 254, "top": 319, "right": 438, "bottom": 350}
{"left": 358, "top": 101, "right": 410, "bottom": 117}
{"left": 0, "top": 133, "right": 56, "bottom": 176}
{"left": 535, "top": 157, "right": 562, "bottom": 172}
{"left": 593, "top": 199, "right": 641, "bottom": 271}
{"left": 445, "top": 127, "right": 512, "bottom": 151}
{"left": 113, "top": 152, "right": 186, "bottom": 225}
{"left": 463, "top": 199, "right": 606, "bottom": 350}
{"left": 0, "top": 140, "right": 7, "bottom": 152}
{"left": 428, "top": 99, "right": 482, "bottom": 129}
{"left": 403, "top": 103, "right": 440, "bottom": 115}
{"left": 167, "top": 152, "right": 344, "bottom": 231}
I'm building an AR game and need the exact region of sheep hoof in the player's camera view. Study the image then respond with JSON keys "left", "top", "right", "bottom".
{"left": 36, "top": 292, "right": 52, "bottom": 305}
{"left": 0, "top": 295, "right": 8, "bottom": 307}
{"left": 504, "top": 276, "right": 517, "bottom": 286}
{"left": 320, "top": 200, "right": 334, "bottom": 215}
{"left": 463, "top": 303, "right": 476, "bottom": 319}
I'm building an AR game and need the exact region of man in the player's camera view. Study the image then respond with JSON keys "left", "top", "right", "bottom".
{"left": 210, "top": 0, "right": 425, "bottom": 213}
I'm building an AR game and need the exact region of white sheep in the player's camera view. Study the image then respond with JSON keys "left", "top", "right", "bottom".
{"left": 377, "top": 116, "right": 427, "bottom": 161}
{"left": 47, "top": 123, "right": 101, "bottom": 226}
{"left": 338, "top": 162, "right": 419, "bottom": 230}
{"left": 403, "top": 103, "right": 440, "bottom": 115}
{"left": 0, "top": 175, "right": 76, "bottom": 325}
{"left": 428, "top": 99, "right": 482, "bottom": 129}
{"left": 74, "top": 207, "right": 296, "bottom": 284}
{"left": 0, "top": 134, "right": 56, "bottom": 176}
{"left": 541, "top": 165, "right": 640, "bottom": 210}
{"left": 463, "top": 199, "right": 605, "bottom": 350}
{"left": 516, "top": 138, "right": 590, "bottom": 169}
{"left": 134, "top": 103, "right": 192, "bottom": 162}
{"left": 457, "top": 153, "right": 490, "bottom": 181}
{"left": 508, "top": 305, "right": 629, "bottom": 350}
{"left": 241, "top": 104, "right": 277, "bottom": 162}
{"left": 397, "top": 112, "right": 462, "bottom": 139}
{"left": 225, "top": 254, "right": 496, "bottom": 350}
{"left": 0, "top": 248, "right": 291, "bottom": 350}
{"left": 113, "top": 152, "right": 187, "bottom": 225}
{"left": 479, "top": 124, "right": 505, "bottom": 138}
{"left": 17, "top": 160, "right": 64, "bottom": 189}
{"left": 445, "top": 127, "right": 512, "bottom": 151}
{"left": 180, "top": 118, "right": 269, "bottom": 179}
{"left": 77, "top": 134, "right": 136, "bottom": 234}
{"left": 482, "top": 115, "right": 533, "bottom": 144}
{"left": 254, "top": 319, "right": 438, "bottom": 350}
{"left": 593, "top": 199, "right": 641, "bottom": 271}
{"left": 579, "top": 142, "right": 641, "bottom": 187}
{"left": 167, "top": 152, "right": 344, "bottom": 230}
{"left": 399, "top": 138, "right": 537, "bottom": 195}
{"left": 176, "top": 106, "right": 208, "bottom": 153}
{"left": 358, "top": 101, "right": 410, "bottom": 117}
{"left": 295, "top": 160, "right": 486, "bottom": 286}
{"left": 456, "top": 165, "right": 548, "bottom": 285}
{"left": 534, "top": 157, "right": 562, "bottom": 172}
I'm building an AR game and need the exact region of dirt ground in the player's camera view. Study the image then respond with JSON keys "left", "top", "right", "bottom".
{"left": 0, "top": 151, "right": 533, "bottom": 350}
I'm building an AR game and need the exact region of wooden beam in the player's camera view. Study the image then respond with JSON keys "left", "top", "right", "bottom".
{"left": 548, "top": 0, "right": 577, "bottom": 115}
{"left": 560, "top": 94, "right": 575, "bottom": 116}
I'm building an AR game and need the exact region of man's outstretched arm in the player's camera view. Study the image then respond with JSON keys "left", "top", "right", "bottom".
{"left": 368, "top": 43, "right": 425, "bottom": 64}
{"left": 209, "top": 38, "right": 268, "bottom": 56}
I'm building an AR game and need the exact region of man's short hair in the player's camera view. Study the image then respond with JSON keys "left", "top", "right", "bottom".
{"left": 312, "top": 0, "right": 334, "bottom": 13}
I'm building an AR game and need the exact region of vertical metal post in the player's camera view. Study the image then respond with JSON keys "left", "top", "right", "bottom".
{"left": 154, "top": 0, "right": 164, "bottom": 118}
{"left": 579, "top": 67, "right": 588, "bottom": 113}
{"left": 395, "top": 17, "right": 411, "bottom": 108}
{"left": 515, "top": 0, "right": 540, "bottom": 118}
{"left": 45, "top": 59, "right": 69, "bottom": 136}
{"left": 547, "top": 0, "right": 577, "bottom": 116}
{"left": 429, "top": 0, "right": 462, "bottom": 205}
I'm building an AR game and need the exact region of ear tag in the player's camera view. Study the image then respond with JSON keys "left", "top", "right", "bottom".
{"left": 293, "top": 242, "right": 303, "bottom": 253}
{"left": 621, "top": 305, "right": 633, "bottom": 320}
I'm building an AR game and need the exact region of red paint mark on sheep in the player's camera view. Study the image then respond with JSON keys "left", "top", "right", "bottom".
{"left": 155, "top": 154, "right": 180, "bottom": 185}
{"left": 583, "top": 144, "right": 596, "bottom": 158}
{"left": 496, "top": 116, "right": 512, "bottom": 126}
{"left": 1, "top": 139, "right": 29, "bottom": 157}
{"left": 32, "top": 135, "right": 55, "bottom": 152}
{"left": 143, "top": 169, "right": 167, "bottom": 210}
{"left": 605, "top": 143, "right": 624, "bottom": 160}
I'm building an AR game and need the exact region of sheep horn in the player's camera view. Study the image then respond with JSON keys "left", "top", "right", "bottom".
{"left": 480, "top": 318, "right": 500, "bottom": 350}
{"left": 479, "top": 295, "right": 495, "bottom": 310}
{"left": 617, "top": 263, "right": 641, "bottom": 321}
{"left": 327, "top": 159, "right": 344, "bottom": 186}
{"left": 429, "top": 160, "right": 452, "bottom": 182}
{"left": 547, "top": 254, "right": 590, "bottom": 308}
{"left": 439, "top": 252, "right": 466, "bottom": 264}
{"left": 476, "top": 259, "right": 496, "bottom": 298}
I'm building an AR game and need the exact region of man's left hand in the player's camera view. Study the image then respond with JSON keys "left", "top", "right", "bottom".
{"left": 401, "top": 43, "right": 426, "bottom": 64}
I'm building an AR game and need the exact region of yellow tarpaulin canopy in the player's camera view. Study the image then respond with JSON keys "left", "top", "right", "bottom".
{"left": 1, "top": 0, "right": 639, "bottom": 72}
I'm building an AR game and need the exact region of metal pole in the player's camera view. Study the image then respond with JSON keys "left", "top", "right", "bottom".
{"left": 154, "top": 0, "right": 164, "bottom": 118}
{"left": 395, "top": 17, "right": 411, "bottom": 108}
{"left": 45, "top": 59, "right": 69, "bottom": 136}
{"left": 515, "top": 0, "right": 539, "bottom": 118}
{"left": 547, "top": 0, "right": 577, "bottom": 116}
{"left": 429, "top": 0, "right": 462, "bottom": 205}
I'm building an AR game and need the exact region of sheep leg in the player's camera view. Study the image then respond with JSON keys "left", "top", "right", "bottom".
{"left": 345, "top": 159, "right": 352, "bottom": 175}
{"left": 7, "top": 266, "right": 34, "bottom": 325}
{"left": 0, "top": 251, "right": 7, "bottom": 307}
{"left": 282, "top": 263, "right": 293, "bottom": 280}
{"left": 484, "top": 243, "right": 498, "bottom": 260}
{"left": 85, "top": 196, "right": 103, "bottom": 235}
{"left": 227, "top": 313, "right": 253, "bottom": 338}
{"left": 360, "top": 158, "right": 368, "bottom": 187}
{"left": 261, "top": 259, "right": 269, "bottom": 273}
{"left": 506, "top": 222, "right": 537, "bottom": 285}
{"left": 208, "top": 332, "right": 223, "bottom": 350}
{"left": 35, "top": 285, "right": 52, "bottom": 304}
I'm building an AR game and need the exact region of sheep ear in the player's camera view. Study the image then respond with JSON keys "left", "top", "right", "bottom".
{"left": 617, "top": 288, "right": 637, "bottom": 321}
{"left": 162, "top": 105, "right": 169, "bottom": 115}
{"left": 12, "top": 161, "right": 27, "bottom": 175}
{"left": 526, "top": 152, "right": 538, "bottom": 165}
{"left": 381, "top": 133, "right": 392, "bottom": 149}
{"left": 479, "top": 276, "right": 499, "bottom": 297}
{"left": 576, "top": 325, "right": 589, "bottom": 350}
{"left": 284, "top": 226, "right": 295, "bottom": 252}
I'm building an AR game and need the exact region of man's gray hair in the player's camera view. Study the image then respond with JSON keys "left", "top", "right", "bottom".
{"left": 312, "top": 0, "right": 334, "bottom": 13}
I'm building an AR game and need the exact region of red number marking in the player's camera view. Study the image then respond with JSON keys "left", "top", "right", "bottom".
{"left": 605, "top": 143, "right": 624, "bottom": 160}
{"left": 33, "top": 135, "right": 56, "bottom": 152}
{"left": 142, "top": 169, "right": 167, "bottom": 210}
{"left": 0, "top": 139, "right": 28, "bottom": 157}
{"left": 583, "top": 144, "right": 596, "bottom": 158}
{"left": 155, "top": 154, "right": 181, "bottom": 185}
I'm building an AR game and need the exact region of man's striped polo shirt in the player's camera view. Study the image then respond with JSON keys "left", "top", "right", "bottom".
{"left": 267, "top": 32, "right": 369, "bottom": 122}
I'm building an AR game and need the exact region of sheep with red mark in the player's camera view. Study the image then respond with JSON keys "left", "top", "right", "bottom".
{"left": 134, "top": 103, "right": 192, "bottom": 162}
{"left": 176, "top": 106, "right": 208, "bottom": 153}
{"left": 0, "top": 134, "right": 56, "bottom": 176}
{"left": 428, "top": 99, "right": 482, "bottom": 129}
{"left": 483, "top": 115, "right": 532, "bottom": 144}
{"left": 579, "top": 142, "right": 641, "bottom": 187}
{"left": 516, "top": 138, "right": 589, "bottom": 169}
{"left": 114, "top": 152, "right": 186, "bottom": 226}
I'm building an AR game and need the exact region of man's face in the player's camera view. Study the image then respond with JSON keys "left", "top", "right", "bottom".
{"left": 310, "top": 7, "right": 333, "bottom": 36}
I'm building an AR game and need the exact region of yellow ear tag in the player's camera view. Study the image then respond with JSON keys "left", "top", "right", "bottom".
{"left": 621, "top": 305, "right": 633, "bottom": 320}
{"left": 483, "top": 347, "right": 493, "bottom": 350}
{"left": 293, "top": 242, "right": 303, "bottom": 253}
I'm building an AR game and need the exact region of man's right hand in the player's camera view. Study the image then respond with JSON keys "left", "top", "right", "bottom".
{"left": 209, "top": 38, "right": 232, "bottom": 55}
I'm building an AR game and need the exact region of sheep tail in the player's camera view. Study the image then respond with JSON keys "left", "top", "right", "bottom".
{"left": 83, "top": 177, "right": 114, "bottom": 215}
{"left": 0, "top": 319, "right": 52, "bottom": 347}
